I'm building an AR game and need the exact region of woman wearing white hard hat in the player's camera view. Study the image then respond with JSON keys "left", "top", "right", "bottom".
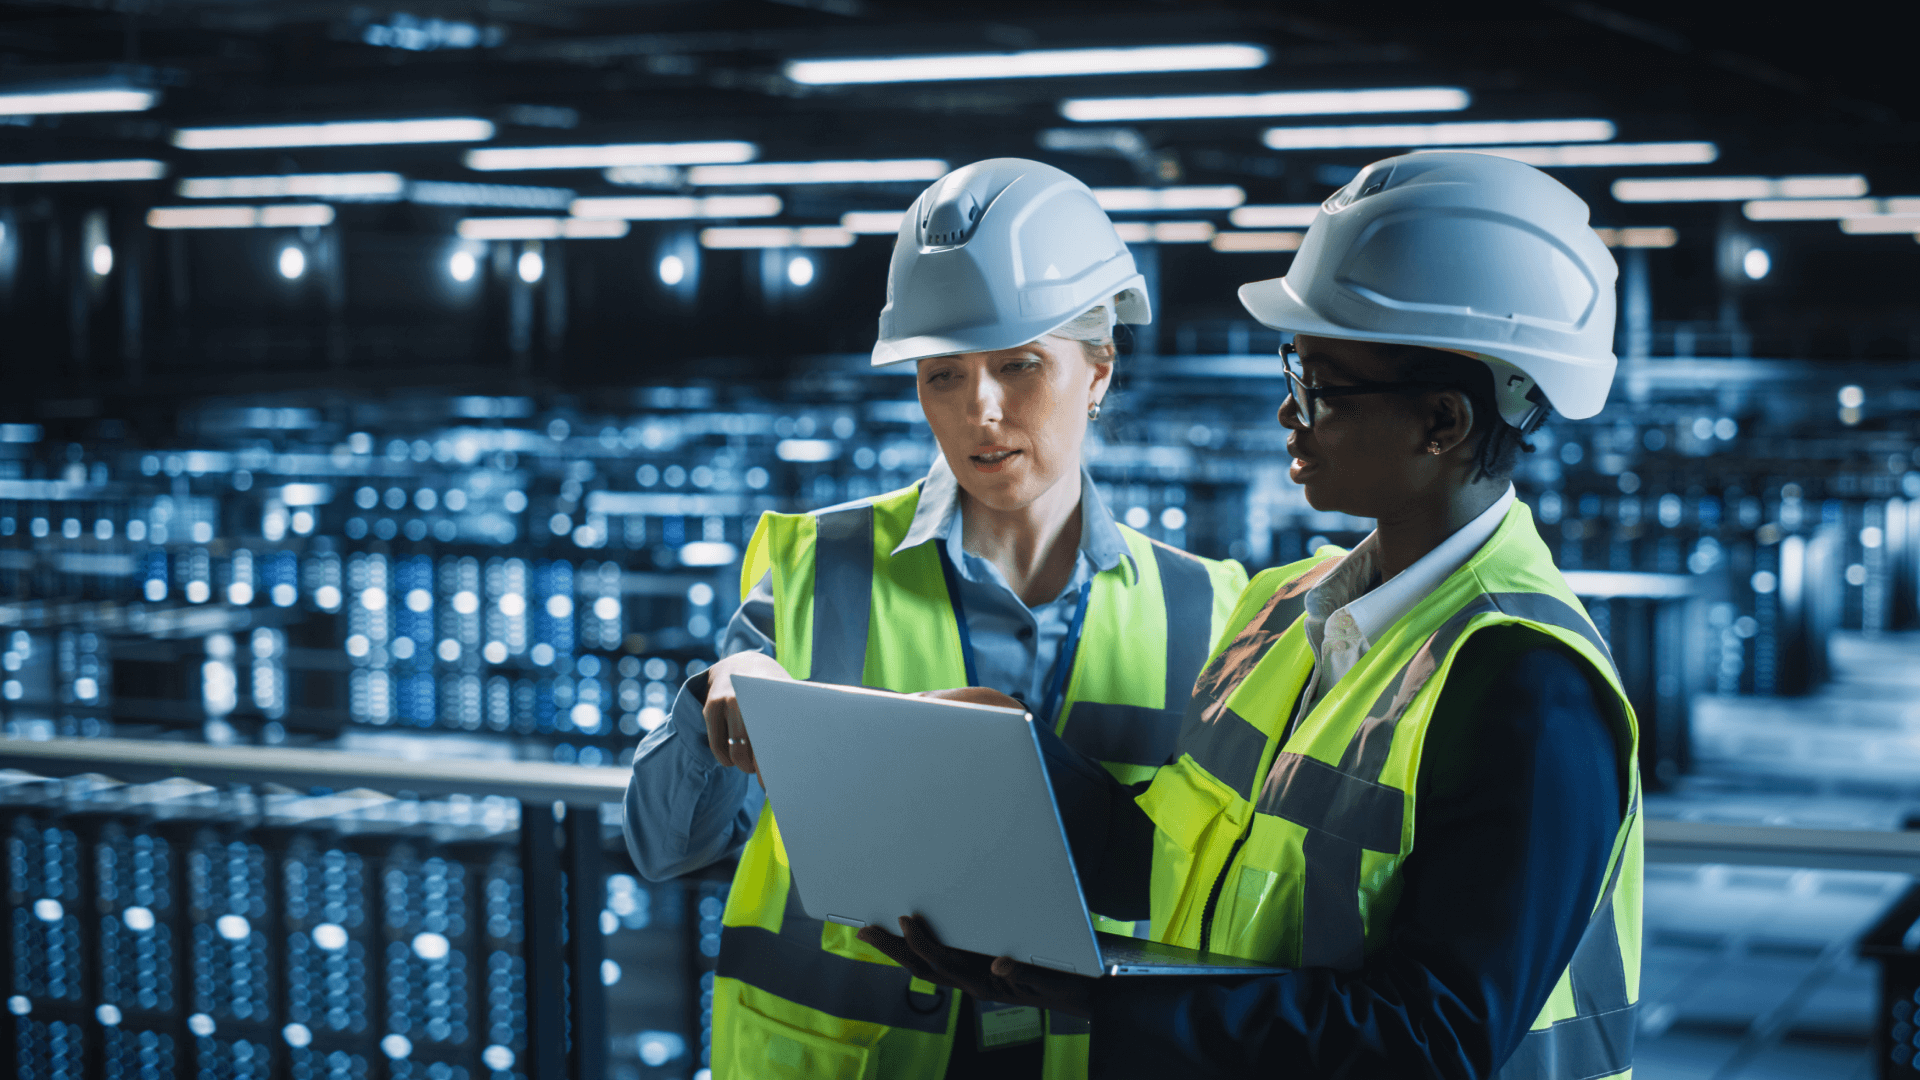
{"left": 621, "top": 158, "right": 1248, "bottom": 1079}
{"left": 860, "top": 152, "right": 1643, "bottom": 1079}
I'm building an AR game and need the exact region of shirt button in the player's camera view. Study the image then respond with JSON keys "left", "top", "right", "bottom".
{"left": 1017, "top": 626, "right": 1034, "bottom": 641}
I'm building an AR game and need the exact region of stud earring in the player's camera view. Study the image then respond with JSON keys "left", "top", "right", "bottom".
{"left": 1427, "top": 440, "right": 1442, "bottom": 455}
{"left": 1087, "top": 403, "right": 1102, "bottom": 420}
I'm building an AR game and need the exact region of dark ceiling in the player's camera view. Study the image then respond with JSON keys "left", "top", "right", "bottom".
{"left": 1, "top": 0, "right": 1915, "bottom": 401}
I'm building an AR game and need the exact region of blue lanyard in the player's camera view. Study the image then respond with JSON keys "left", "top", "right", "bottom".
{"left": 937, "top": 544, "right": 1094, "bottom": 731}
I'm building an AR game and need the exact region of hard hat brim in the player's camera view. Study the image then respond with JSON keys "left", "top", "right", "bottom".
{"left": 871, "top": 277, "right": 1152, "bottom": 367}
{"left": 1237, "top": 276, "right": 1616, "bottom": 421}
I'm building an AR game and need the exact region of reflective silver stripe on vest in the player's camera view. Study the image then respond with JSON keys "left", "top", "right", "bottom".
{"left": 1257, "top": 753, "right": 1402, "bottom": 852}
{"left": 809, "top": 505, "right": 874, "bottom": 686}
{"left": 1266, "top": 588, "right": 1617, "bottom": 974}
{"left": 718, "top": 878, "right": 951, "bottom": 1034}
{"left": 1499, "top": 826, "right": 1637, "bottom": 1078}
{"left": 716, "top": 926, "right": 952, "bottom": 1033}
{"left": 1060, "top": 542, "right": 1216, "bottom": 767}
{"left": 1338, "top": 591, "right": 1616, "bottom": 782}
{"left": 1176, "top": 559, "right": 1340, "bottom": 795}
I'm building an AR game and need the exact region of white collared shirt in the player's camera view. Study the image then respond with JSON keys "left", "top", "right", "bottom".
{"left": 1300, "top": 485, "right": 1516, "bottom": 710}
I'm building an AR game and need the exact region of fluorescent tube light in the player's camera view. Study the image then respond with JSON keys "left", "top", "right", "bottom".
{"left": 1093, "top": 186, "right": 1244, "bottom": 212}
{"left": 1743, "top": 198, "right": 1920, "bottom": 221}
{"left": 570, "top": 195, "right": 782, "bottom": 220}
{"left": 785, "top": 43, "right": 1268, "bottom": 85}
{"left": 0, "top": 159, "right": 167, "bottom": 183}
{"left": 456, "top": 217, "right": 629, "bottom": 240}
{"left": 1060, "top": 86, "right": 1468, "bottom": 122}
{"left": 177, "top": 173, "right": 407, "bottom": 200}
{"left": 840, "top": 211, "right": 907, "bottom": 234}
{"left": 1839, "top": 215, "right": 1920, "bottom": 235}
{"left": 1113, "top": 221, "right": 1216, "bottom": 244}
{"left": 686, "top": 160, "right": 949, "bottom": 185}
{"left": 1211, "top": 231, "right": 1305, "bottom": 252}
{"left": 408, "top": 181, "right": 575, "bottom": 210}
{"left": 1229, "top": 205, "right": 1320, "bottom": 228}
{"left": 1591, "top": 227, "right": 1678, "bottom": 249}
{"left": 698, "top": 226, "right": 855, "bottom": 249}
{"left": 466, "top": 141, "right": 756, "bottom": 171}
{"left": 0, "top": 87, "right": 157, "bottom": 116}
{"left": 1612, "top": 175, "right": 1869, "bottom": 202}
{"left": 1418, "top": 142, "right": 1718, "bottom": 167}
{"left": 1264, "top": 119, "right": 1615, "bottom": 150}
{"left": 174, "top": 118, "right": 494, "bottom": 150}
{"left": 146, "top": 204, "right": 336, "bottom": 229}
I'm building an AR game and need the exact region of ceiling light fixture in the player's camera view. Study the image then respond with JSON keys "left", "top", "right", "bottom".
{"left": 0, "top": 87, "right": 157, "bottom": 116}
{"left": 177, "top": 173, "right": 407, "bottom": 200}
{"left": 1743, "top": 197, "right": 1919, "bottom": 221}
{"left": 466, "top": 141, "right": 756, "bottom": 171}
{"left": 408, "top": 181, "right": 575, "bottom": 210}
{"left": 174, "top": 118, "right": 495, "bottom": 150}
{"left": 456, "top": 217, "right": 630, "bottom": 240}
{"left": 1417, "top": 142, "right": 1718, "bottom": 167}
{"left": 1229, "top": 205, "right": 1320, "bottom": 228}
{"left": 840, "top": 211, "right": 907, "bottom": 234}
{"left": 0, "top": 160, "right": 167, "bottom": 184}
{"left": 698, "top": 226, "right": 854, "bottom": 249}
{"left": 1838, "top": 215, "right": 1920, "bottom": 235}
{"left": 1611, "top": 175, "right": 1869, "bottom": 202}
{"left": 786, "top": 43, "right": 1267, "bottom": 85}
{"left": 146, "top": 205, "right": 337, "bottom": 229}
{"left": 686, "top": 160, "right": 949, "bottom": 185}
{"left": 1591, "top": 227, "right": 1679, "bottom": 248}
{"left": 1112, "top": 221, "right": 1216, "bottom": 244}
{"left": 1060, "top": 86, "right": 1469, "bottom": 122}
{"left": 1210, "top": 231, "right": 1305, "bottom": 252}
{"left": 1264, "top": 119, "right": 1615, "bottom": 150}
{"left": 1093, "top": 186, "right": 1245, "bottom": 212}
{"left": 570, "top": 195, "right": 782, "bottom": 220}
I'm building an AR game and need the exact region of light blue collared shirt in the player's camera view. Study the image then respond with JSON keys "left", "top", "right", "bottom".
{"left": 621, "top": 457, "right": 1131, "bottom": 881}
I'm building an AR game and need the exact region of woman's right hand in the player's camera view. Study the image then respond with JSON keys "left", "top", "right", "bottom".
{"left": 702, "top": 650, "right": 791, "bottom": 774}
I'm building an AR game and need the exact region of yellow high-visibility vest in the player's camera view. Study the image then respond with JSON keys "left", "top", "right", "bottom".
{"left": 712, "top": 481, "right": 1248, "bottom": 1079}
{"left": 1139, "top": 501, "right": 1641, "bottom": 1079}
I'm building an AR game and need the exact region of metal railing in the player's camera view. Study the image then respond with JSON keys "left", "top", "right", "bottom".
{"left": 9, "top": 736, "right": 1920, "bottom": 879}
{"left": 0, "top": 736, "right": 665, "bottom": 1080}
{"left": 6, "top": 735, "right": 1920, "bottom": 1079}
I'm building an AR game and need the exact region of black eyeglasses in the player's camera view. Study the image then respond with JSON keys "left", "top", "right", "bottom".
{"left": 1281, "top": 342, "right": 1451, "bottom": 429}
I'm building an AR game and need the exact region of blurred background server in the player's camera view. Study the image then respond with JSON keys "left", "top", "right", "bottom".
{"left": 0, "top": 3, "right": 1913, "bottom": 1078}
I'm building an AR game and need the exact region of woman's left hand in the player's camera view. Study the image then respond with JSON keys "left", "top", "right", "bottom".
{"left": 857, "top": 915, "right": 1094, "bottom": 1018}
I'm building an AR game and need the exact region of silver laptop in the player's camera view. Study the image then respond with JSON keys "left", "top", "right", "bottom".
{"left": 732, "top": 675, "right": 1287, "bottom": 977}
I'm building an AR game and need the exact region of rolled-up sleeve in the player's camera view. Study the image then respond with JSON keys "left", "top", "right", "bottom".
{"left": 621, "top": 572, "right": 776, "bottom": 881}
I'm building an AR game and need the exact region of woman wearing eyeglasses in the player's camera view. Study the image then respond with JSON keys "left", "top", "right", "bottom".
{"left": 861, "top": 152, "right": 1643, "bottom": 1080}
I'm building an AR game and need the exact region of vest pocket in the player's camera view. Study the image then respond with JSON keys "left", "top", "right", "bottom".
{"left": 1137, "top": 760, "right": 1242, "bottom": 944}
{"left": 721, "top": 997, "right": 876, "bottom": 1080}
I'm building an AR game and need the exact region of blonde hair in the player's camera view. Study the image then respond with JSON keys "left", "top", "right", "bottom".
{"left": 1046, "top": 302, "right": 1117, "bottom": 360}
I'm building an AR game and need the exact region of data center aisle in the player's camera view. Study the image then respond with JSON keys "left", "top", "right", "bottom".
{"left": 1637, "top": 632, "right": 1920, "bottom": 1078}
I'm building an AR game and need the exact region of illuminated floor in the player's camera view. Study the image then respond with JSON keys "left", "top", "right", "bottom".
{"left": 1638, "top": 633, "right": 1920, "bottom": 1078}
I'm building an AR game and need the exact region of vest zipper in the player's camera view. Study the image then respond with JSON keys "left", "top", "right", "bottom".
{"left": 1196, "top": 826, "right": 1251, "bottom": 953}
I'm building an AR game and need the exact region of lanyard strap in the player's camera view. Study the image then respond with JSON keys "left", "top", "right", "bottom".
{"left": 938, "top": 544, "right": 1094, "bottom": 731}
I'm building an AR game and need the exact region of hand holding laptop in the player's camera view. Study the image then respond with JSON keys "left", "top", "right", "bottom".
{"left": 699, "top": 651, "right": 791, "bottom": 774}
{"left": 858, "top": 915, "right": 1093, "bottom": 1018}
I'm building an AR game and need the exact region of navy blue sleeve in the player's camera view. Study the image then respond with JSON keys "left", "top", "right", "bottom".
{"left": 1087, "top": 629, "right": 1626, "bottom": 1080}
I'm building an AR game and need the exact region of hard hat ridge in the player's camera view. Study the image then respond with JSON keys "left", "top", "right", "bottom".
{"left": 871, "top": 157, "right": 1151, "bottom": 367}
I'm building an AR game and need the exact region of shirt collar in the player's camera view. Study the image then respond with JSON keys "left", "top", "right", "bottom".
{"left": 1308, "top": 484, "right": 1516, "bottom": 650}
{"left": 891, "top": 455, "right": 1132, "bottom": 575}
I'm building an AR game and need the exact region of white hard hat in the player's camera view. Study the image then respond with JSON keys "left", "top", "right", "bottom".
{"left": 871, "top": 158, "right": 1151, "bottom": 367}
{"left": 1238, "top": 151, "right": 1619, "bottom": 423}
